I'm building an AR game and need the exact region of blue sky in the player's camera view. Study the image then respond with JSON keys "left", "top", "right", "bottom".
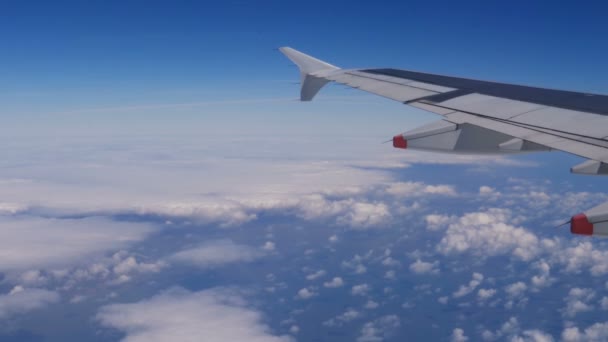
{"left": 2, "top": 1, "right": 608, "bottom": 342}
{"left": 2, "top": 1, "right": 608, "bottom": 136}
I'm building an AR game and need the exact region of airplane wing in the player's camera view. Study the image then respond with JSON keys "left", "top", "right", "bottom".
{"left": 279, "top": 46, "right": 608, "bottom": 237}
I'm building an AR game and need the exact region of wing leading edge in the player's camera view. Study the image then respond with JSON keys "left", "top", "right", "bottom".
{"left": 279, "top": 47, "right": 608, "bottom": 237}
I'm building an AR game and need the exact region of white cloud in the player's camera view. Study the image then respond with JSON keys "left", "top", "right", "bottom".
{"left": 479, "top": 186, "right": 498, "bottom": 196}
{"left": 505, "top": 282, "right": 527, "bottom": 298}
{"left": 97, "top": 287, "right": 291, "bottom": 342}
{"left": 481, "top": 317, "right": 521, "bottom": 341}
{"left": 286, "top": 194, "right": 392, "bottom": 229}
{"left": 342, "top": 254, "right": 369, "bottom": 274}
{"left": 563, "top": 288, "right": 595, "bottom": 318}
{"left": 601, "top": 297, "right": 608, "bottom": 310}
{"left": 357, "top": 315, "right": 400, "bottom": 342}
{"left": 336, "top": 201, "right": 392, "bottom": 228}
{"left": 453, "top": 273, "right": 484, "bottom": 298}
{"left": 262, "top": 241, "right": 276, "bottom": 251}
{"left": 364, "top": 300, "right": 379, "bottom": 309}
{"left": 425, "top": 214, "right": 454, "bottom": 231}
{"left": 386, "top": 182, "right": 456, "bottom": 197}
{"left": 563, "top": 322, "right": 608, "bottom": 342}
{"left": 112, "top": 252, "right": 165, "bottom": 276}
{"left": 437, "top": 208, "right": 539, "bottom": 261}
{"left": 482, "top": 316, "right": 555, "bottom": 342}
{"left": 296, "top": 288, "right": 317, "bottom": 300}
{"left": 169, "top": 240, "right": 263, "bottom": 268}
{"left": 409, "top": 259, "right": 440, "bottom": 275}
{"left": 530, "top": 260, "right": 553, "bottom": 289}
{"left": 477, "top": 288, "right": 497, "bottom": 301}
{"left": 556, "top": 242, "right": 608, "bottom": 276}
{"left": 384, "top": 270, "right": 396, "bottom": 280}
{"left": 0, "top": 217, "right": 154, "bottom": 272}
{"left": 514, "top": 330, "right": 555, "bottom": 342}
{"left": 323, "top": 308, "right": 361, "bottom": 327}
{"left": 451, "top": 328, "right": 469, "bottom": 342}
{"left": 324, "top": 277, "right": 344, "bottom": 288}
{"left": 0, "top": 286, "right": 59, "bottom": 319}
{"left": 306, "top": 270, "right": 326, "bottom": 281}
{"left": 55, "top": 250, "right": 165, "bottom": 288}
{"left": 19, "top": 270, "right": 48, "bottom": 286}
{"left": 351, "top": 284, "right": 371, "bottom": 296}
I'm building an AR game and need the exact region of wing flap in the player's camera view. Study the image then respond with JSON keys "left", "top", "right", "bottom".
{"left": 445, "top": 111, "right": 608, "bottom": 162}
{"left": 511, "top": 107, "right": 608, "bottom": 139}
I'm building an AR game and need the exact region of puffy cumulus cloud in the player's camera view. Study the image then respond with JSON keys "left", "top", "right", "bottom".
{"left": 336, "top": 202, "right": 391, "bottom": 228}
{"left": 296, "top": 288, "right": 317, "bottom": 300}
{"left": 291, "top": 194, "right": 392, "bottom": 229}
{"left": 425, "top": 214, "right": 455, "bottom": 231}
{"left": 342, "top": 254, "right": 370, "bottom": 275}
{"left": 453, "top": 273, "right": 484, "bottom": 298}
{"left": 262, "top": 241, "right": 276, "bottom": 251}
{"left": 451, "top": 328, "right": 469, "bottom": 342}
{"left": 351, "top": 284, "right": 371, "bottom": 296}
{"left": 306, "top": 270, "right": 326, "bottom": 281}
{"left": 504, "top": 282, "right": 528, "bottom": 309}
{"left": 482, "top": 317, "right": 518, "bottom": 341}
{"left": 57, "top": 250, "right": 165, "bottom": 288}
{"left": 357, "top": 315, "right": 400, "bottom": 342}
{"left": 477, "top": 288, "right": 497, "bottom": 302}
{"left": 555, "top": 242, "right": 608, "bottom": 276}
{"left": 530, "top": 260, "right": 553, "bottom": 289}
{"left": 493, "top": 182, "right": 607, "bottom": 221}
{"left": 563, "top": 288, "right": 595, "bottom": 318}
{"left": 19, "top": 270, "right": 48, "bottom": 287}
{"left": 112, "top": 252, "right": 165, "bottom": 276}
{"left": 437, "top": 208, "right": 540, "bottom": 261}
{"left": 0, "top": 286, "right": 59, "bottom": 319}
{"left": 601, "top": 297, "right": 608, "bottom": 310}
{"left": 0, "top": 217, "right": 154, "bottom": 272}
{"left": 323, "top": 277, "right": 344, "bottom": 288}
{"left": 170, "top": 240, "right": 264, "bottom": 269}
{"left": 409, "top": 259, "right": 440, "bottom": 275}
{"left": 385, "top": 182, "right": 456, "bottom": 197}
{"left": 479, "top": 186, "right": 499, "bottom": 196}
{"left": 97, "top": 287, "right": 291, "bottom": 342}
{"left": 323, "top": 308, "right": 361, "bottom": 327}
{"left": 562, "top": 322, "right": 608, "bottom": 342}
{"left": 384, "top": 270, "right": 396, "bottom": 280}
{"left": 512, "top": 330, "right": 555, "bottom": 342}
{"left": 364, "top": 300, "right": 379, "bottom": 309}
{"left": 481, "top": 317, "right": 553, "bottom": 341}
{"left": 137, "top": 200, "right": 257, "bottom": 227}
{"left": 505, "top": 282, "right": 527, "bottom": 298}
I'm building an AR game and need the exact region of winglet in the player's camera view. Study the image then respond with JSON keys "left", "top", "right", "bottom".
{"left": 279, "top": 47, "right": 340, "bottom": 101}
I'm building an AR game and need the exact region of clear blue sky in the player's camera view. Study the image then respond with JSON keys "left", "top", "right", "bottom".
{"left": 1, "top": 1, "right": 608, "bottom": 136}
